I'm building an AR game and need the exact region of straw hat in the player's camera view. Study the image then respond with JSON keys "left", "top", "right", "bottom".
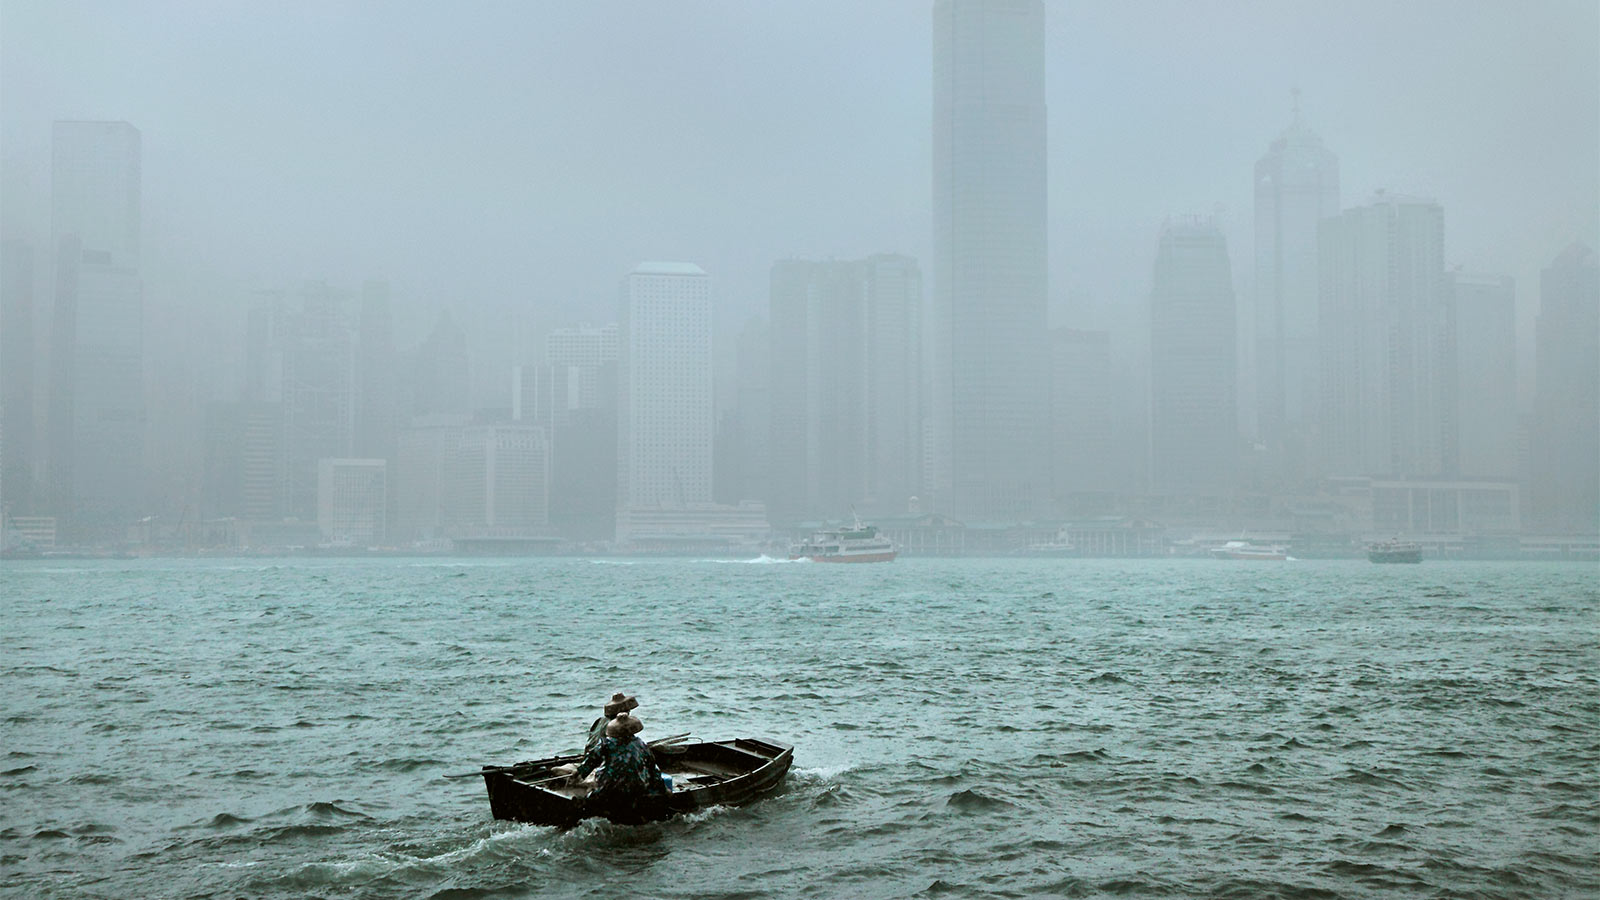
{"left": 606, "top": 711, "right": 644, "bottom": 738}
{"left": 604, "top": 692, "right": 639, "bottom": 718}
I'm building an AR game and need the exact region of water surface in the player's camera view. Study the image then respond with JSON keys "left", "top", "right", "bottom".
{"left": 2, "top": 557, "right": 1596, "bottom": 898}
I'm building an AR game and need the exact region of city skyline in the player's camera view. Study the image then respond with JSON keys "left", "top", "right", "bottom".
{"left": 0, "top": 3, "right": 1596, "bottom": 551}
{"left": 2, "top": 3, "right": 1593, "bottom": 352}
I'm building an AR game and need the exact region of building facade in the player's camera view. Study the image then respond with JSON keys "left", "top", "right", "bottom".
{"left": 1530, "top": 243, "right": 1599, "bottom": 533}
{"left": 1253, "top": 103, "right": 1339, "bottom": 479}
{"left": 1447, "top": 272, "right": 1517, "bottom": 479}
{"left": 767, "top": 255, "right": 922, "bottom": 525}
{"left": 616, "top": 262, "right": 713, "bottom": 541}
{"left": 1319, "top": 196, "right": 1448, "bottom": 479}
{"left": 932, "top": 0, "right": 1050, "bottom": 521}
{"left": 1149, "top": 219, "right": 1238, "bottom": 495}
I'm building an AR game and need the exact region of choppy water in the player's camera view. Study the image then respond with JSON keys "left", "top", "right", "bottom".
{"left": 1, "top": 557, "right": 1596, "bottom": 899}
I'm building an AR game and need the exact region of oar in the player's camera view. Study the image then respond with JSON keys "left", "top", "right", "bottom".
{"left": 443, "top": 733, "right": 692, "bottom": 779}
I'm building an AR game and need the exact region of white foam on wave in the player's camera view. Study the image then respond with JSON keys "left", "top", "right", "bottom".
{"left": 255, "top": 826, "right": 553, "bottom": 886}
{"left": 698, "top": 555, "right": 803, "bottom": 565}
{"left": 796, "top": 761, "right": 857, "bottom": 780}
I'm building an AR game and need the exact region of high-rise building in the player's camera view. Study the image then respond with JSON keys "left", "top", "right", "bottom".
{"left": 1319, "top": 196, "right": 1448, "bottom": 479}
{"left": 1253, "top": 99, "right": 1339, "bottom": 478}
{"left": 1149, "top": 219, "right": 1238, "bottom": 495}
{"left": 1049, "top": 328, "right": 1117, "bottom": 501}
{"left": 49, "top": 121, "right": 144, "bottom": 540}
{"left": 1530, "top": 243, "right": 1599, "bottom": 533}
{"left": 933, "top": 0, "right": 1049, "bottom": 521}
{"left": 1447, "top": 272, "right": 1517, "bottom": 479}
{"left": 616, "top": 262, "right": 713, "bottom": 541}
{"left": 1, "top": 239, "right": 36, "bottom": 516}
{"left": 767, "top": 255, "right": 921, "bottom": 524}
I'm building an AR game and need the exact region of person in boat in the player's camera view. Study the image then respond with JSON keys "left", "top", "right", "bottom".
{"left": 571, "top": 711, "right": 669, "bottom": 820}
{"left": 586, "top": 692, "right": 638, "bottom": 754}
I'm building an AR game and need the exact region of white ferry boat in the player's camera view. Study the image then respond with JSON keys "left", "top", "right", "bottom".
{"left": 789, "top": 516, "right": 897, "bottom": 563}
{"left": 1207, "top": 540, "right": 1290, "bottom": 561}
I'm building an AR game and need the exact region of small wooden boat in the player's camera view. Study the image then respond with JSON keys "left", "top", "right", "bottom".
{"left": 480, "top": 736, "right": 793, "bottom": 827}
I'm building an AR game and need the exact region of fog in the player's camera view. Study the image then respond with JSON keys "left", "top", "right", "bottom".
{"left": 1, "top": 1, "right": 1596, "bottom": 553}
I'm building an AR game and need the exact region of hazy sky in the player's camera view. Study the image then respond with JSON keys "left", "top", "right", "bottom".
{"left": 3, "top": 1, "right": 1596, "bottom": 348}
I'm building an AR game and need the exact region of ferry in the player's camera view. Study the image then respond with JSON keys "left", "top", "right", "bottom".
{"left": 1208, "top": 540, "right": 1290, "bottom": 561}
{"left": 1367, "top": 539, "right": 1423, "bottom": 564}
{"left": 789, "top": 516, "right": 897, "bottom": 563}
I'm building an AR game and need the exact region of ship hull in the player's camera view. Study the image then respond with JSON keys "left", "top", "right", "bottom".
{"left": 789, "top": 551, "right": 897, "bottom": 563}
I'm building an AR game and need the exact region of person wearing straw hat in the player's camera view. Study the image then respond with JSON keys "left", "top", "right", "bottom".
{"left": 585, "top": 691, "right": 638, "bottom": 754}
{"left": 571, "top": 710, "right": 669, "bottom": 821}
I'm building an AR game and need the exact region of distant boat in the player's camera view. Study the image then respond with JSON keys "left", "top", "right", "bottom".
{"left": 1012, "top": 529, "right": 1078, "bottom": 557}
{"left": 789, "top": 514, "right": 896, "bottom": 563}
{"left": 1367, "top": 540, "right": 1423, "bottom": 564}
{"left": 1208, "top": 540, "right": 1290, "bottom": 561}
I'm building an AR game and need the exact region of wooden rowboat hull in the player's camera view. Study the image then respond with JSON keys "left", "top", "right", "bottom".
{"left": 482, "top": 736, "right": 793, "bottom": 827}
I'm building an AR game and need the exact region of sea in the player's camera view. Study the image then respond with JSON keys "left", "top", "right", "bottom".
{"left": 1, "top": 556, "right": 1596, "bottom": 900}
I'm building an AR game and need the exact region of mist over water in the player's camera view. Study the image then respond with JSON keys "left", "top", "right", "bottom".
{"left": 3, "top": 557, "right": 1595, "bottom": 899}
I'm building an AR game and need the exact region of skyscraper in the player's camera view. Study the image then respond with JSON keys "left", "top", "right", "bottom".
{"left": 1319, "top": 196, "right": 1448, "bottom": 479}
{"left": 49, "top": 121, "right": 144, "bottom": 540}
{"left": 767, "top": 255, "right": 922, "bottom": 524}
{"left": 616, "top": 262, "right": 712, "bottom": 540}
{"left": 1530, "top": 243, "right": 1599, "bottom": 533}
{"left": 933, "top": 0, "right": 1049, "bottom": 521}
{"left": 1253, "top": 99, "right": 1339, "bottom": 480}
{"left": 1149, "top": 219, "right": 1238, "bottom": 495}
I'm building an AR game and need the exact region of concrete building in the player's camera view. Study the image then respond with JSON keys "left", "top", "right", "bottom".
{"left": 933, "top": 0, "right": 1050, "bottom": 521}
{"left": 1253, "top": 98, "right": 1339, "bottom": 479}
{"left": 1530, "top": 243, "right": 1599, "bottom": 533}
{"left": 1319, "top": 195, "right": 1448, "bottom": 479}
{"left": 767, "top": 255, "right": 922, "bottom": 525}
{"left": 1447, "top": 272, "right": 1517, "bottom": 479}
{"left": 49, "top": 121, "right": 145, "bottom": 540}
{"left": 616, "top": 262, "right": 713, "bottom": 541}
{"left": 317, "top": 458, "right": 387, "bottom": 545}
{"left": 1149, "top": 218, "right": 1238, "bottom": 495}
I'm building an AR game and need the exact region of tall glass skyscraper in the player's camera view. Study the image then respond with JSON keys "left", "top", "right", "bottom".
{"left": 1253, "top": 102, "right": 1338, "bottom": 483}
{"left": 49, "top": 121, "right": 144, "bottom": 540}
{"left": 932, "top": 0, "right": 1049, "bottom": 521}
